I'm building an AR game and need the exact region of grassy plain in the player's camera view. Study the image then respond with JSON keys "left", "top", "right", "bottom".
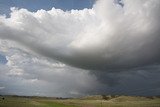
{"left": 0, "top": 95, "right": 160, "bottom": 107}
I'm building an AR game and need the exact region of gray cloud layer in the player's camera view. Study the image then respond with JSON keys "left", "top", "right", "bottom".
{"left": 0, "top": 0, "right": 160, "bottom": 97}
{"left": 0, "top": 41, "right": 99, "bottom": 97}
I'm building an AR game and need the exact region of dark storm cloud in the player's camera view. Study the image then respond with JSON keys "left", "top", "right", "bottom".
{"left": 0, "top": 0, "right": 160, "bottom": 97}
{"left": 90, "top": 65, "right": 160, "bottom": 96}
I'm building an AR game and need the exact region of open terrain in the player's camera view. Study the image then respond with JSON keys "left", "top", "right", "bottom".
{"left": 0, "top": 95, "right": 160, "bottom": 107}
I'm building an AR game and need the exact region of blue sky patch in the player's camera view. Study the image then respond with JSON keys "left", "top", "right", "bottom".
{"left": 0, "top": 54, "right": 7, "bottom": 64}
{"left": 0, "top": 0, "right": 95, "bottom": 15}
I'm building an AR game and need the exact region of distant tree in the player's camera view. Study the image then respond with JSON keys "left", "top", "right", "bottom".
{"left": 111, "top": 95, "right": 116, "bottom": 98}
{"left": 102, "top": 95, "right": 109, "bottom": 100}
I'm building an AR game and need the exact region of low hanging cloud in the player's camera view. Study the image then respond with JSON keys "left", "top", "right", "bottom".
{"left": 1, "top": 41, "right": 159, "bottom": 96}
{"left": 0, "top": 41, "right": 99, "bottom": 97}
{"left": 0, "top": 0, "right": 160, "bottom": 71}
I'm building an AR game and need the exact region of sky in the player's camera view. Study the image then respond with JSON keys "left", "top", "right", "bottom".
{"left": 0, "top": 0, "right": 94, "bottom": 15}
{"left": 0, "top": 0, "right": 160, "bottom": 97}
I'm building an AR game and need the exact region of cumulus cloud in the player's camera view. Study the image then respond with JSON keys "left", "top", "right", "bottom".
{"left": 0, "top": 0, "right": 159, "bottom": 71}
{"left": 0, "top": 0, "right": 160, "bottom": 96}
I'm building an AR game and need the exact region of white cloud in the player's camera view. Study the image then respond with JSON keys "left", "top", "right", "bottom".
{"left": 0, "top": 0, "right": 160, "bottom": 96}
{"left": 0, "top": 0, "right": 160, "bottom": 70}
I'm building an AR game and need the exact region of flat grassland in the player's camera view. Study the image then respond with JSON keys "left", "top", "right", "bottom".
{"left": 0, "top": 95, "right": 160, "bottom": 107}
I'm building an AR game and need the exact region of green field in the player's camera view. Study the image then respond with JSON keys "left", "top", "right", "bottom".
{"left": 0, "top": 95, "right": 160, "bottom": 107}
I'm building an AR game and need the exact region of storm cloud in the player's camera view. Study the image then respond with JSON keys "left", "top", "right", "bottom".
{"left": 0, "top": 0, "right": 159, "bottom": 71}
{"left": 0, "top": 0, "right": 160, "bottom": 97}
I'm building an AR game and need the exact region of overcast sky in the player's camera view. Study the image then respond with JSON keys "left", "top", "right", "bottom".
{"left": 0, "top": 0, "right": 160, "bottom": 97}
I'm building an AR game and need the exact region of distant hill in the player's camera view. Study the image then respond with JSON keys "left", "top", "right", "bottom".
{"left": 80, "top": 95, "right": 160, "bottom": 101}
{"left": 1, "top": 94, "right": 160, "bottom": 101}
